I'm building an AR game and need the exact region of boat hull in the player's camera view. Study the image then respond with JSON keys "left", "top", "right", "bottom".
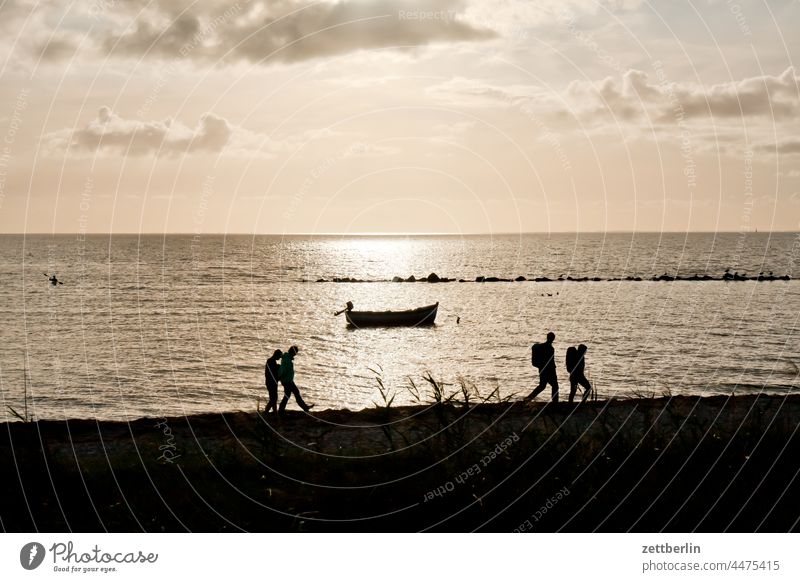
{"left": 345, "top": 303, "right": 438, "bottom": 327}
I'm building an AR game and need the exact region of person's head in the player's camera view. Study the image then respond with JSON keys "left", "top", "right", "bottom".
{"left": 288, "top": 345, "right": 299, "bottom": 356}
{"left": 271, "top": 349, "right": 283, "bottom": 359}
{"left": 546, "top": 332, "right": 555, "bottom": 343}
{"left": 578, "top": 344, "right": 588, "bottom": 353}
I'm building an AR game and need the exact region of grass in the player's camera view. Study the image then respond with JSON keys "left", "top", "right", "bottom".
{"left": 369, "top": 365, "right": 396, "bottom": 409}
{"left": 6, "top": 406, "right": 28, "bottom": 423}
{"left": 457, "top": 376, "right": 478, "bottom": 407}
{"left": 371, "top": 371, "right": 518, "bottom": 451}
{"left": 6, "top": 366, "right": 33, "bottom": 423}
{"left": 629, "top": 384, "right": 673, "bottom": 399}
{"left": 421, "top": 372, "right": 456, "bottom": 406}
{"left": 370, "top": 365, "right": 398, "bottom": 450}
{"left": 411, "top": 373, "right": 498, "bottom": 406}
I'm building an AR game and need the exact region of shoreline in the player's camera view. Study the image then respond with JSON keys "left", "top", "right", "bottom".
{"left": 2, "top": 394, "right": 799, "bottom": 532}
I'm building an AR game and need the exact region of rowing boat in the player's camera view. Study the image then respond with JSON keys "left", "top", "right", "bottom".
{"left": 344, "top": 302, "right": 439, "bottom": 327}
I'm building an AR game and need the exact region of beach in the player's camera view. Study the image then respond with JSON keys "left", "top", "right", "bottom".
{"left": 3, "top": 394, "right": 799, "bottom": 532}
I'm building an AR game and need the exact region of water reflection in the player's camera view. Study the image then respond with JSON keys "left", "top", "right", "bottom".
{"left": 1, "top": 234, "right": 798, "bottom": 421}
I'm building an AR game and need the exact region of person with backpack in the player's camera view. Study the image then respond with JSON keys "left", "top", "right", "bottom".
{"left": 278, "top": 346, "right": 315, "bottom": 414}
{"left": 527, "top": 332, "right": 559, "bottom": 402}
{"left": 566, "top": 344, "right": 592, "bottom": 403}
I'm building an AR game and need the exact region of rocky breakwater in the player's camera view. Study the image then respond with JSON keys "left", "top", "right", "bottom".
{"left": 311, "top": 271, "right": 793, "bottom": 283}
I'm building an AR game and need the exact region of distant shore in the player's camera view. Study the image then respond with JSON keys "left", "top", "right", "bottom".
{"left": 2, "top": 394, "right": 799, "bottom": 532}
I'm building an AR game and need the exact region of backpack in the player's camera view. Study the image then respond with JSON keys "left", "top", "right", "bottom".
{"left": 531, "top": 343, "right": 547, "bottom": 369}
{"left": 565, "top": 346, "right": 580, "bottom": 373}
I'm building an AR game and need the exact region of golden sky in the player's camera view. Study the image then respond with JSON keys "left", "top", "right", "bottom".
{"left": 1, "top": 0, "right": 799, "bottom": 233}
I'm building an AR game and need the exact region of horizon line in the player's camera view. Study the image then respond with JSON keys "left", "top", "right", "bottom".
{"left": 1, "top": 230, "right": 799, "bottom": 236}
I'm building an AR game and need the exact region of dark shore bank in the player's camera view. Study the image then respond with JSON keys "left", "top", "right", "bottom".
{"left": 2, "top": 394, "right": 799, "bottom": 532}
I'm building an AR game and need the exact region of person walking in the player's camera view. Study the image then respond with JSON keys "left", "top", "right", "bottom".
{"left": 566, "top": 344, "right": 592, "bottom": 403}
{"left": 278, "top": 346, "right": 314, "bottom": 414}
{"left": 264, "top": 349, "right": 282, "bottom": 414}
{"left": 527, "top": 332, "right": 559, "bottom": 402}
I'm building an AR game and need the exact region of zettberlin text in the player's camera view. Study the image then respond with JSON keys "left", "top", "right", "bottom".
{"left": 642, "top": 543, "right": 701, "bottom": 554}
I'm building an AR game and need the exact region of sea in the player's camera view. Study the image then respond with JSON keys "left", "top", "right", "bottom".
{"left": 1, "top": 232, "right": 799, "bottom": 422}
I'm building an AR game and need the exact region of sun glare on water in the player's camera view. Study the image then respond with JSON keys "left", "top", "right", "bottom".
{"left": 328, "top": 235, "right": 420, "bottom": 278}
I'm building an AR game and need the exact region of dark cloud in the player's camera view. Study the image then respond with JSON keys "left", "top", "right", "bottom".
{"left": 761, "top": 140, "right": 800, "bottom": 155}
{"left": 101, "top": 0, "right": 495, "bottom": 64}
{"left": 45, "top": 107, "right": 232, "bottom": 156}
{"left": 34, "top": 35, "right": 81, "bottom": 61}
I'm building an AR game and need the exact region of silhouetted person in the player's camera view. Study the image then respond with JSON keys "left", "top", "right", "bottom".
{"left": 264, "top": 349, "right": 282, "bottom": 414}
{"left": 527, "top": 332, "right": 559, "bottom": 402}
{"left": 278, "top": 346, "right": 314, "bottom": 413}
{"left": 566, "top": 344, "right": 592, "bottom": 403}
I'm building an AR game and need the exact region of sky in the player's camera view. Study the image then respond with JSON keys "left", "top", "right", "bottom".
{"left": 0, "top": 0, "right": 799, "bottom": 234}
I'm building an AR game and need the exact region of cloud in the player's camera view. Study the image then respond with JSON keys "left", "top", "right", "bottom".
{"left": 567, "top": 67, "right": 800, "bottom": 121}
{"left": 9, "top": 0, "right": 648, "bottom": 66}
{"left": 424, "top": 68, "right": 800, "bottom": 156}
{"left": 98, "top": 0, "right": 496, "bottom": 65}
{"left": 427, "top": 77, "right": 540, "bottom": 107}
{"left": 761, "top": 140, "right": 800, "bottom": 155}
{"left": 668, "top": 67, "right": 800, "bottom": 119}
{"left": 1, "top": 0, "right": 85, "bottom": 63}
{"left": 44, "top": 107, "right": 232, "bottom": 156}
{"left": 43, "top": 107, "right": 355, "bottom": 158}
{"left": 460, "top": 0, "right": 644, "bottom": 31}
{"left": 430, "top": 68, "right": 800, "bottom": 125}
{"left": 32, "top": 33, "right": 83, "bottom": 61}
{"left": 565, "top": 69, "right": 652, "bottom": 121}
{"left": 0, "top": 0, "right": 35, "bottom": 26}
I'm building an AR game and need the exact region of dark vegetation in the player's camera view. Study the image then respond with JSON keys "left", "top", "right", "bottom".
{"left": 2, "top": 394, "right": 799, "bottom": 532}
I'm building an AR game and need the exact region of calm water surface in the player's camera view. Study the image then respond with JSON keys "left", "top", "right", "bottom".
{"left": 1, "top": 233, "right": 798, "bottom": 421}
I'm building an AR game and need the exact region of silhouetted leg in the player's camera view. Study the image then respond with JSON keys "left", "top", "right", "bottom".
{"left": 266, "top": 385, "right": 278, "bottom": 413}
{"left": 528, "top": 374, "right": 548, "bottom": 399}
{"left": 289, "top": 382, "right": 311, "bottom": 412}
{"left": 278, "top": 384, "right": 291, "bottom": 414}
{"left": 549, "top": 373, "right": 559, "bottom": 403}
{"left": 576, "top": 374, "right": 592, "bottom": 402}
{"left": 568, "top": 378, "right": 578, "bottom": 403}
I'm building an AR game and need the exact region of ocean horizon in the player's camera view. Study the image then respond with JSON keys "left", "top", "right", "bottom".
{"left": 5, "top": 230, "right": 800, "bottom": 235}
